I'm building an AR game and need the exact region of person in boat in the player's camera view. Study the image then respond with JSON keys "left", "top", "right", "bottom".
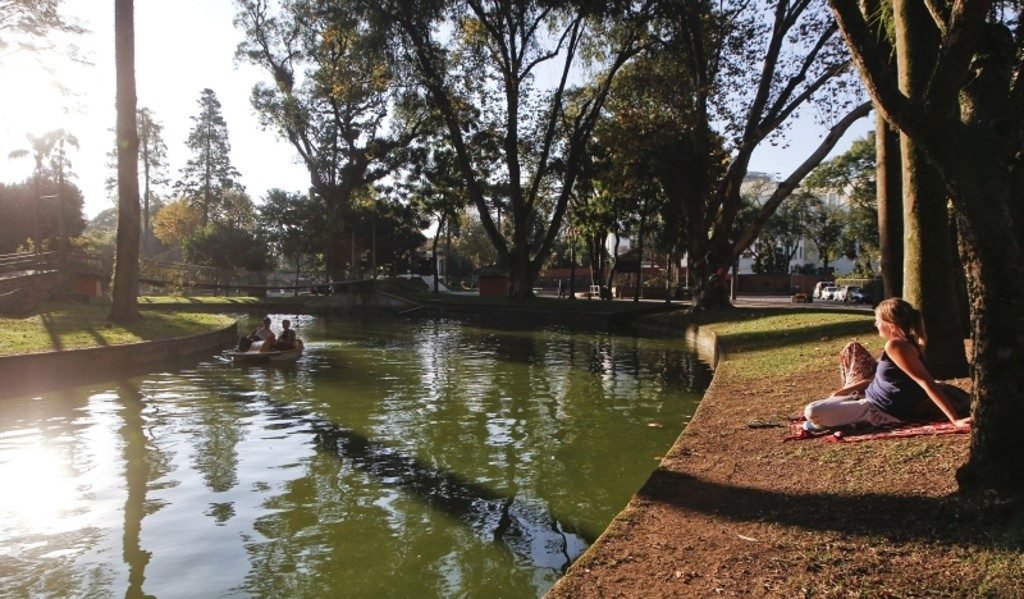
{"left": 238, "top": 317, "right": 276, "bottom": 352}
{"left": 802, "top": 298, "right": 972, "bottom": 432}
{"left": 272, "top": 319, "right": 297, "bottom": 351}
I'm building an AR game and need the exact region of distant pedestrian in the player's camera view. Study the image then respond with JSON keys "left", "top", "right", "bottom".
{"left": 557, "top": 279, "right": 565, "bottom": 299}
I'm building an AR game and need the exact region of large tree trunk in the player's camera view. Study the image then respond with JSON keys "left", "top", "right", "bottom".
{"left": 900, "top": 139, "right": 967, "bottom": 377}
{"left": 875, "top": 114, "right": 903, "bottom": 299}
{"left": 321, "top": 186, "right": 353, "bottom": 284}
{"left": 109, "top": 0, "right": 141, "bottom": 324}
{"left": 944, "top": 24, "right": 1024, "bottom": 494}
{"left": 829, "top": 0, "right": 1024, "bottom": 496}
{"left": 894, "top": 0, "right": 967, "bottom": 378}
{"left": 951, "top": 168, "right": 1024, "bottom": 494}
{"left": 506, "top": 248, "right": 536, "bottom": 299}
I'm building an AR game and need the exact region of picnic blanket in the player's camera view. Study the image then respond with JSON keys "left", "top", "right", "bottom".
{"left": 782, "top": 417, "right": 971, "bottom": 443}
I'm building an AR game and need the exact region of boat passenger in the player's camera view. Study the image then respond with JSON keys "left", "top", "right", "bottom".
{"left": 239, "top": 317, "right": 276, "bottom": 352}
{"left": 273, "top": 319, "right": 297, "bottom": 351}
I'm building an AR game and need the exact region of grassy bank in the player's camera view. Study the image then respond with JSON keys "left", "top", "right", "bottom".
{"left": 0, "top": 301, "right": 235, "bottom": 357}
{"left": 552, "top": 307, "right": 1024, "bottom": 597}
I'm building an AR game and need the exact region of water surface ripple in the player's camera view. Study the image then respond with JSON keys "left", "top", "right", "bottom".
{"left": 0, "top": 315, "right": 710, "bottom": 598}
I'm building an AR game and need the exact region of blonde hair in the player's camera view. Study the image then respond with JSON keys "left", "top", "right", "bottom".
{"left": 876, "top": 298, "right": 927, "bottom": 350}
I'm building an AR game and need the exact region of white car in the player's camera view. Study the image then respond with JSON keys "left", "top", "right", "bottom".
{"left": 812, "top": 281, "right": 835, "bottom": 299}
{"left": 820, "top": 285, "right": 840, "bottom": 301}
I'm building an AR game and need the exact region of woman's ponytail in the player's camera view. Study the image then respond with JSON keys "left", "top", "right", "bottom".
{"left": 908, "top": 306, "right": 927, "bottom": 350}
{"left": 876, "top": 298, "right": 927, "bottom": 350}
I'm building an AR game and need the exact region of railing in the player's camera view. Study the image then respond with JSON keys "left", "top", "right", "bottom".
{"left": 139, "top": 259, "right": 268, "bottom": 291}
{"left": 0, "top": 252, "right": 57, "bottom": 276}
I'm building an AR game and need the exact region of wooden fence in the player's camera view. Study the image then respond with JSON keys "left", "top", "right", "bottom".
{"left": 0, "top": 251, "right": 57, "bottom": 275}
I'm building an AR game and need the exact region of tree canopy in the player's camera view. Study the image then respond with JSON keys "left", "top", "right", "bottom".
{"left": 369, "top": 0, "right": 656, "bottom": 297}
{"left": 235, "top": 0, "right": 421, "bottom": 281}
{"left": 176, "top": 88, "right": 243, "bottom": 227}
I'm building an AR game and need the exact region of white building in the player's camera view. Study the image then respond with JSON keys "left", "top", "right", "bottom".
{"left": 735, "top": 172, "right": 858, "bottom": 276}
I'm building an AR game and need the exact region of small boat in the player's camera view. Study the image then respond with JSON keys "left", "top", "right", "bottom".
{"left": 226, "top": 339, "right": 304, "bottom": 364}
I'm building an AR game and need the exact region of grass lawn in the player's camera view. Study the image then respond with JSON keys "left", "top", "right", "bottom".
{"left": 0, "top": 301, "right": 236, "bottom": 357}
{"left": 554, "top": 306, "right": 1024, "bottom": 598}
{"left": 705, "top": 308, "right": 878, "bottom": 381}
{"left": 138, "top": 295, "right": 294, "bottom": 306}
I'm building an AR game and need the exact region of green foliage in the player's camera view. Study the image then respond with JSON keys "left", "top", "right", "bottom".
{"left": 448, "top": 208, "right": 499, "bottom": 275}
{"left": 236, "top": 0, "right": 422, "bottom": 279}
{"left": 182, "top": 223, "right": 270, "bottom": 271}
{"left": 625, "top": 1, "right": 867, "bottom": 309}
{"left": 352, "top": 195, "right": 428, "bottom": 275}
{"left": 804, "top": 132, "right": 879, "bottom": 268}
{"left": 371, "top": 0, "right": 654, "bottom": 296}
{"left": 799, "top": 192, "right": 846, "bottom": 272}
{"left": 73, "top": 207, "right": 118, "bottom": 257}
{"left": 0, "top": 178, "right": 85, "bottom": 253}
{"left": 175, "top": 89, "right": 243, "bottom": 226}
{"left": 751, "top": 196, "right": 809, "bottom": 274}
{"left": 105, "top": 107, "right": 170, "bottom": 204}
{"left": 258, "top": 189, "right": 326, "bottom": 275}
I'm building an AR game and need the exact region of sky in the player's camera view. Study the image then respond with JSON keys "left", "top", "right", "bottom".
{"left": 0, "top": 0, "right": 873, "bottom": 220}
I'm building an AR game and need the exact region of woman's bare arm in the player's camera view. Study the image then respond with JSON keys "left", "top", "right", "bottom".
{"left": 886, "top": 339, "right": 971, "bottom": 427}
{"left": 833, "top": 378, "right": 872, "bottom": 397}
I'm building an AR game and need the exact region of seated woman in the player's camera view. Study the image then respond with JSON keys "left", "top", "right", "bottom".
{"left": 803, "top": 298, "right": 972, "bottom": 432}
{"left": 238, "top": 317, "right": 276, "bottom": 352}
{"left": 272, "top": 319, "right": 297, "bottom": 351}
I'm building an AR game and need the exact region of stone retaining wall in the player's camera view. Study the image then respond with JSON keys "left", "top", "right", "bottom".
{"left": 0, "top": 322, "right": 238, "bottom": 399}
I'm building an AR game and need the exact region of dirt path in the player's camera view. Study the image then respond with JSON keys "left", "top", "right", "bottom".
{"left": 548, "top": 310, "right": 1023, "bottom": 598}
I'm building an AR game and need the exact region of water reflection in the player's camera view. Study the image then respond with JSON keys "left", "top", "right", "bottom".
{"left": 118, "top": 382, "right": 154, "bottom": 599}
{"left": 0, "top": 316, "right": 710, "bottom": 598}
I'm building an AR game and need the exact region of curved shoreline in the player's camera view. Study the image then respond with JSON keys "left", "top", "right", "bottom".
{"left": 0, "top": 321, "right": 238, "bottom": 399}
{"left": 548, "top": 322, "right": 722, "bottom": 595}
{"left": 547, "top": 307, "right": 1017, "bottom": 596}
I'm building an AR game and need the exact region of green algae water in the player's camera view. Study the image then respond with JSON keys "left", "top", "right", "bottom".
{"left": 0, "top": 314, "right": 710, "bottom": 598}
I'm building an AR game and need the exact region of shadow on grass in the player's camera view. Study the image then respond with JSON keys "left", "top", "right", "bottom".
{"left": 121, "top": 313, "right": 215, "bottom": 341}
{"left": 714, "top": 317, "right": 873, "bottom": 353}
{"left": 640, "top": 469, "right": 1024, "bottom": 551}
{"left": 39, "top": 312, "right": 65, "bottom": 352}
{"left": 85, "top": 326, "right": 111, "bottom": 347}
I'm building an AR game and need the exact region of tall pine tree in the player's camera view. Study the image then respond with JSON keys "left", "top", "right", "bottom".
{"left": 176, "top": 88, "right": 241, "bottom": 227}
{"left": 110, "top": 0, "right": 141, "bottom": 324}
{"left": 137, "top": 107, "right": 169, "bottom": 255}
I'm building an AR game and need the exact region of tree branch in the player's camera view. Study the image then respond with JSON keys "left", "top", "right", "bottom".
{"left": 731, "top": 101, "right": 872, "bottom": 256}
{"left": 829, "top": 0, "right": 919, "bottom": 136}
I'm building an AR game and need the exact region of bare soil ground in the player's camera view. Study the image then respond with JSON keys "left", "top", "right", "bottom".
{"left": 549, "top": 309, "right": 1024, "bottom": 598}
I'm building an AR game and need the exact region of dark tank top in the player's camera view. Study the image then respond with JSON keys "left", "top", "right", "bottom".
{"left": 865, "top": 350, "right": 928, "bottom": 420}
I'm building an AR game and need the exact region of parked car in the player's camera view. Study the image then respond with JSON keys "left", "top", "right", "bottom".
{"left": 835, "top": 285, "right": 855, "bottom": 302}
{"left": 813, "top": 281, "right": 835, "bottom": 299}
{"left": 820, "top": 285, "right": 840, "bottom": 301}
{"left": 848, "top": 286, "right": 872, "bottom": 304}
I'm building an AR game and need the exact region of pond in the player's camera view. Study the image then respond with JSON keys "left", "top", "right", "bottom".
{"left": 0, "top": 314, "right": 711, "bottom": 598}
